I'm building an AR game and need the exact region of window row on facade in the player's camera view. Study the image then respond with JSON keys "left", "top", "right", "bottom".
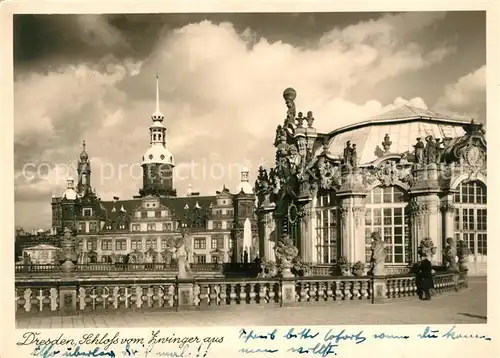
{"left": 79, "top": 236, "right": 227, "bottom": 252}
{"left": 315, "top": 181, "right": 487, "bottom": 265}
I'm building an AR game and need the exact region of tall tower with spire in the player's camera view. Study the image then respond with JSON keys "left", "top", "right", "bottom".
{"left": 77, "top": 140, "right": 92, "bottom": 196}
{"left": 139, "top": 75, "right": 176, "bottom": 197}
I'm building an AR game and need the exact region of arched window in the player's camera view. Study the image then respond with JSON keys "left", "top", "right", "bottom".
{"left": 315, "top": 191, "right": 338, "bottom": 263}
{"left": 365, "top": 186, "right": 409, "bottom": 264}
{"left": 453, "top": 180, "right": 487, "bottom": 257}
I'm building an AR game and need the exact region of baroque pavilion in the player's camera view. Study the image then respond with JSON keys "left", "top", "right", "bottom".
{"left": 255, "top": 88, "right": 487, "bottom": 276}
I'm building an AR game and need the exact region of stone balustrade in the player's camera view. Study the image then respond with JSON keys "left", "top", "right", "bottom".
{"left": 15, "top": 271, "right": 468, "bottom": 316}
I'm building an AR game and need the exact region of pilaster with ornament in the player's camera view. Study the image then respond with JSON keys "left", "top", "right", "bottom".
{"left": 407, "top": 197, "right": 429, "bottom": 262}
{"left": 440, "top": 197, "right": 456, "bottom": 247}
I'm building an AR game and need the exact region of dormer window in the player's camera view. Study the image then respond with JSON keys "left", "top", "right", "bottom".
{"left": 83, "top": 208, "right": 92, "bottom": 216}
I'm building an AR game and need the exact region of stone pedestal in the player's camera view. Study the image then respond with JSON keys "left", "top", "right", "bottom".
{"left": 59, "top": 283, "right": 77, "bottom": 316}
{"left": 371, "top": 277, "right": 387, "bottom": 303}
{"left": 177, "top": 281, "right": 194, "bottom": 309}
{"left": 281, "top": 279, "right": 296, "bottom": 306}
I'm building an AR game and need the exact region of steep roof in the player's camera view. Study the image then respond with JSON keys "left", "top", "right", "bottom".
{"left": 323, "top": 105, "right": 472, "bottom": 165}
{"left": 101, "top": 195, "right": 218, "bottom": 222}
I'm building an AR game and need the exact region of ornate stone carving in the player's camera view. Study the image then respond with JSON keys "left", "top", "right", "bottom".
{"left": 274, "top": 234, "right": 299, "bottom": 277}
{"left": 59, "top": 227, "right": 78, "bottom": 272}
{"left": 255, "top": 166, "right": 272, "bottom": 207}
{"left": 316, "top": 157, "right": 341, "bottom": 190}
{"left": 339, "top": 205, "right": 349, "bottom": 226}
{"left": 408, "top": 198, "right": 429, "bottom": 217}
{"left": 417, "top": 237, "right": 437, "bottom": 259}
{"left": 306, "top": 111, "right": 315, "bottom": 128}
{"left": 440, "top": 201, "right": 455, "bottom": 213}
{"left": 352, "top": 207, "right": 364, "bottom": 227}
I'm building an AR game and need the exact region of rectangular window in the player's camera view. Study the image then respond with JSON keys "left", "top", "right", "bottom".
{"left": 115, "top": 240, "right": 126, "bottom": 251}
{"left": 211, "top": 236, "right": 224, "bottom": 249}
{"left": 213, "top": 221, "right": 222, "bottom": 229}
{"left": 147, "top": 223, "right": 156, "bottom": 232}
{"left": 163, "top": 223, "right": 172, "bottom": 231}
{"left": 194, "top": 254, "right": 206, "bottom": 264}
{"left": 78, "top": 223, "right": 85, "bottom": 233}
{"left": 89, "top": 222, "right": 98, "bottom": 233}
{"left": 132, "top": 224, "right": 140, "bottom": 232}
{"left": 86, "top": 240, "right": 97, "bottom": 251}
{"left": 101, "top": 239, "right": 112, "bottom": 250}
{"left": 146, "top": 239, "right": 157, "bottom": 250}
{"left": 161, "top": 239, "right": 168, "bottom": 250}
{"left": 194, "top": 238, "right": 206, "bottom": 249}
{"left": 211, "top": 255, "right": 219, "bottom": 263}
{"left": 226, "top": 222, "right": 233, "bottom": 229}
{"left": 131, "top": 239, "right": 142, "bottom": 250}
{"left": 135, "top": 212, "right": 141, "bottom": 218}
{"left": 141, "top": 211, "right": 147, "bottom": 218}
{"left": 155, "top": 211, "right": 161, "bottom": 218}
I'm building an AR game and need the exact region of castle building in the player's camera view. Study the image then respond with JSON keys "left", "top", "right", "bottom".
{"left": 50, "top": 77, "right": 257, "bottom": 265}
{"left": 256, "top": 88, "right": 487, "bottom": 276}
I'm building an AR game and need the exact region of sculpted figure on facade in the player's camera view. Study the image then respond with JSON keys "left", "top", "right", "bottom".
{"left": 343, "top": 141, "right": 352, "bottom": 167}
{"left": 370, "top": 232, "right": 386, "bottom": 276}
{"left": 255, "top": 166, "right": 272, "bottom": 206}
{"left": 350, "top": 144, "right": 358, "bottom": 169}
{"left": 443, "top": 237, "right": 459, "bottom": 272}
{"left": 287, "top": 144, "right": 302, "bottom": 175}
{"left": 414, "top": 137, "right": 425, "bottom": 164}
{"left": 296, "top": 112, "right": 305, "bottom": 128}
{"left": 306, "top": 111, "right": 315, "bottom": 128}
{"left": 424, "top": 135, "right": 437, "bottom": 164}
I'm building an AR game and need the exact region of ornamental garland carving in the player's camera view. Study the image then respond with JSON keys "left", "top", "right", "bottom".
{"left": 361, "top": 160, "right": 413, "bottom": 188}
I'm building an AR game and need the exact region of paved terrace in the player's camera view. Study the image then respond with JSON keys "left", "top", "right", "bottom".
{"left": 16, "top": 278, "right": 486, "bottom": 329}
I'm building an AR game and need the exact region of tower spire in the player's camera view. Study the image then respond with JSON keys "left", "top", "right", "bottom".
{"left": 151, "top": 74, "right": 164, "bottom": 121}
{"left": 156, "top": 73, "right": 160, "bottom": 114}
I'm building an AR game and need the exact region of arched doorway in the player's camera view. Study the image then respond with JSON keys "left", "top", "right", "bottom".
{"left": 453, "top": 180, "right": 487, "bottom": 275}
{"left": 364, "top": 186, "right": 410, "bottom": 265}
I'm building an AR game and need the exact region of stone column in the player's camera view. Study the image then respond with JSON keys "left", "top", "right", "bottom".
{"left": 337, "top": 170, "right": 367, "bottom": 268}
{"left": 409, "top": 163, "right": 444, "bottom": 265}
{"left": 299, "top": 201, "right": 313, "bottom": 263}
{"left": 352, "top": 200, "right": 367, "bottom": 264}
{"left": 257, "top": 206, "right": 276, "bottom": 262}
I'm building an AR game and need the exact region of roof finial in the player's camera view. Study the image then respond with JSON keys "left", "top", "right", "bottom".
{"left": 82, "top": 139, "right": 86, "bottom": 150}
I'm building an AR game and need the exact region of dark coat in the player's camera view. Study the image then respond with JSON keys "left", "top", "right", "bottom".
{"left": 417, "top": 259, "right": 435, "bottom": 290}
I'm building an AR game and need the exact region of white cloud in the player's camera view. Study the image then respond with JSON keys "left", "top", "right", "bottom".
{"left": 436, "top": 65, "right": 486, "bottom": 110}
{"left": 15, "top": 13, "right": 453, "bottom": 229}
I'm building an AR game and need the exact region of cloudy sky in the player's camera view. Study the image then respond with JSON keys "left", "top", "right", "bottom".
{"left": 14, "top": 11, "right": 486, "bottom": 230}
